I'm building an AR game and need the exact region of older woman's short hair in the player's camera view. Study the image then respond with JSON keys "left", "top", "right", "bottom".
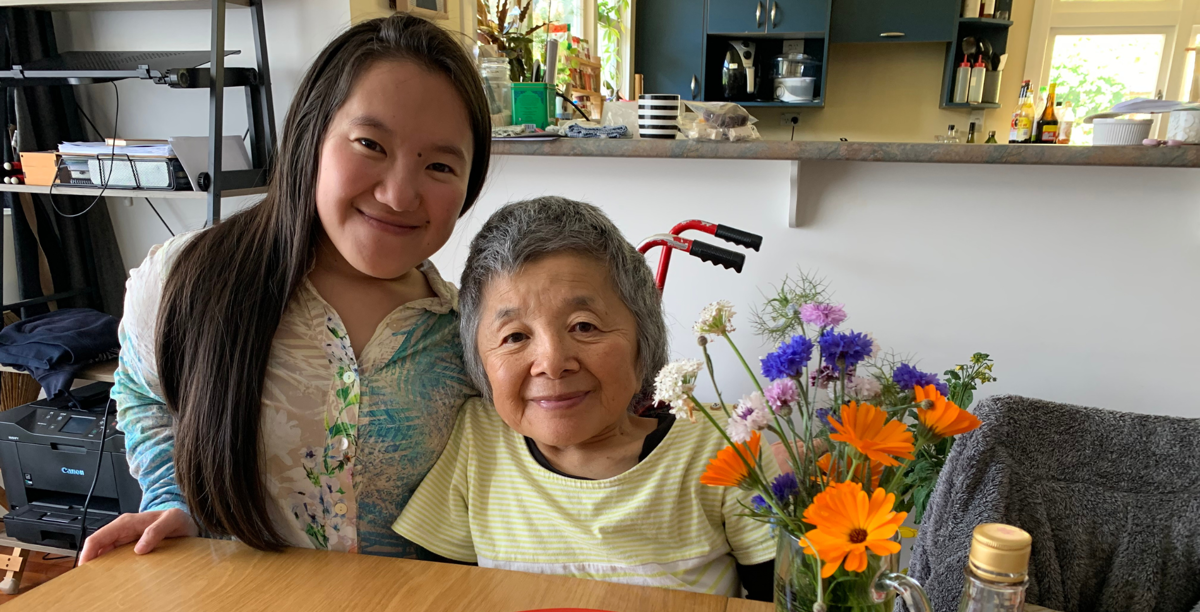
{"left": 459, "top": 197, "right": 668, "bottom": 405}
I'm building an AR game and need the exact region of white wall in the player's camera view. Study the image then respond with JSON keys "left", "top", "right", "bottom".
{"left": 432, "top": 156, "right": 1200, "bottom": 418}
{"left": 52, "top": 0, "right": 350, "bottom": 269}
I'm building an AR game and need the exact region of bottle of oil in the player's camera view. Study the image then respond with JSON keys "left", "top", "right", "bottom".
{"left": 1008, "top": 80, "right": 1030, "bottom": 143}
{"left": 1013, "top": 83, "right": 1036, "bottom": 143}
{"left": 957, "top": 523, "right": 1032, "bottom": 612}
{"left": 1033, "top": 83, "right": 1059, "bottom": 144}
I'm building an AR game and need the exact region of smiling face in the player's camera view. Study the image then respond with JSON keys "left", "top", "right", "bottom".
{"left": 314, "top": 59, "right": 474, "bottom": 279}
{"left": 477, "top": 252, "right": 643, "bottom": 447}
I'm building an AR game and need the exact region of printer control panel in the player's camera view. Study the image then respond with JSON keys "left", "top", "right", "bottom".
{"left": 30, "top": 409, "right": 118, "bottom": 440}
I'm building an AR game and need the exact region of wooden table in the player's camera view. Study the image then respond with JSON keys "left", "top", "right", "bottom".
{"left": 0, "top": 538, "right": 774, "bottom": 611}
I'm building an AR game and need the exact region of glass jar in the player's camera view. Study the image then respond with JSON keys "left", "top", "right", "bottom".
{"left": 479, "top": 57, "right": 512, "bottom": 127}
{"left": 775, "top": 530, "right": 931, "bottom": 612}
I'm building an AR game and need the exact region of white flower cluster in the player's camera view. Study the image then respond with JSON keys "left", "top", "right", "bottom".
{"left": 653, "top": 359, "right": 705, "bottom": 421}
{"left": 694, "top": 300, "right": 736, "bottom": 337}
{"left": 727, "top": 391, "right": 772, "bottom": 443}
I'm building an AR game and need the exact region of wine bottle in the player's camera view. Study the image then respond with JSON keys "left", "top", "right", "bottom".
{"left": 1033, "top": 83, "right": 1059, "bottom": 144}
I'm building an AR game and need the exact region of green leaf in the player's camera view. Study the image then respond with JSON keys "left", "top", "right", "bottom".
{"left": 328, "top": 421, "right": 357, "bottom": 441}
{"left": 912, "top": 482, "right": 934, "bottom": 524}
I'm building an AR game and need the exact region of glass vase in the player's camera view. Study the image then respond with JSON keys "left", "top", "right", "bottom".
{"left": 774, "top": 530, "right": 931, "bottom": 612}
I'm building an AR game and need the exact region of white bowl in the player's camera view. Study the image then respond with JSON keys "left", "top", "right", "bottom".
{"left": 1092, "top": 118, "right": 1153, "bottom": 146}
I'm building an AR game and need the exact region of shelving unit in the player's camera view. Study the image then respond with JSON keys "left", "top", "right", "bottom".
{"left": 0, "top": 0, "right": 276, "bottom": 227}
{"left": 0, "top": 183, "right": 267, "bottom": 200}
{"left": 939, "top": 12, "right": 1014, "bottom": 110}
{"left": 0, "top": 0, "right": 276, "bottom": 320}
{"left": 0, "top": 360, "right": 117, "bottom": 384}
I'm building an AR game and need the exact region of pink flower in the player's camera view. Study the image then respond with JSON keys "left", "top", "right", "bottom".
{"left": 847, "top": 375, "right": 882, "bottom": 399}
{"left": 730, "top": 392, "right": 772, "bottom": 438}
{"left": 764, "top": 378, "right": 799, "bottom": 412}
{"left": 800, "top": 303, "right": 847, "bottom": 328}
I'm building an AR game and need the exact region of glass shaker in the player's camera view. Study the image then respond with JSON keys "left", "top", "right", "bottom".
{"left": 479, "top": 57, "right": 513, "bottom": 127}
{"left": 958, "top": 523, "right": 1033, "bottom": 612}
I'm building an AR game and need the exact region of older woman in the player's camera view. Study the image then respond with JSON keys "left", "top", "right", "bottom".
{"left": 392, "top": 197, "right": 776, "bottom": 600}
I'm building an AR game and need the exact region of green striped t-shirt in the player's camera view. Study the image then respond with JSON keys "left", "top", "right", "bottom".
{"left": 392, "top": 398, "right": 777, "bottom": 596}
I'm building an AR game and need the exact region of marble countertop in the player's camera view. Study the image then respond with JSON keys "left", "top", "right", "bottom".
{"left": 491, "top": 138, "right": 1200, "bottom": 168}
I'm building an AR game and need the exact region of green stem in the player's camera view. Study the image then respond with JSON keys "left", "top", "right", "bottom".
{"left": 722, "top": 332, "right": 764, "bottom": 394}
{"left": 689, "top": 393, "right": 770, "bottom": 488}
{"left": 700, "top": 342, "right": 731, "bottom": 419}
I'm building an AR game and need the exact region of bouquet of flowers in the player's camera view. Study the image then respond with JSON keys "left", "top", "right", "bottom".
{"left": 654, "top": 274, "right": 996, "bottom": 612}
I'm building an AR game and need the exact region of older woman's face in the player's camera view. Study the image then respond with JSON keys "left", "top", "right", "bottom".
{"left": 477, "top": 252, "right": 642, "bottom": 447}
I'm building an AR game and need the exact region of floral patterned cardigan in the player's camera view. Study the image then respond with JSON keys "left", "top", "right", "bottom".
{"left": 112, "top": 233, "right": 476, "bottom": 556}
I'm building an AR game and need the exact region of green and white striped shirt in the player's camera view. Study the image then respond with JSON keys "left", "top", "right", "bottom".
{"left": 393, "top": 398, "right": 776, "bottom": 596}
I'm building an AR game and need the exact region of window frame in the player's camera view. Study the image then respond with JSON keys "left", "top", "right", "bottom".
{"left": 1024, "top": 0, "right": 1200, "bottom": 137}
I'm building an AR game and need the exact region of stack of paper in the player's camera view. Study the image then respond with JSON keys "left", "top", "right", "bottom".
{"left": 58, "top": 141, "right": 175, "bottom": 157}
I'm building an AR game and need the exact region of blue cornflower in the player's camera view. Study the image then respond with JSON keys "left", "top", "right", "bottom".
{"left": 815, "top": 407, "right": 840, "bottom": 430}
{"left": 751, "top": 494, "right": 771, "bottom": 513}
{"left": 818, "top": 328, "right": 874, "bottom": 373}
{"left": 893, "top": 363, "right": 950, "bottom": 395}
{"left": 760, "top": 335, "right": 815, "bottom": 380}
{"left": 770, "top": 472, "right": 799, "bottom": 503}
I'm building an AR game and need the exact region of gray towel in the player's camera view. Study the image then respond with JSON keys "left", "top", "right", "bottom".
{"left": 908, "top": 395, "right": 1200, "bottom": 612}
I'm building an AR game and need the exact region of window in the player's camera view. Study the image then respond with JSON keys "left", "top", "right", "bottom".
{"left": 1025, "top": 0, "right": 1199, "bottom": 139}
{"left": 1182, "top": 29, "right": 1200, "bottom": 101}
{"left": 477, "top": 0, "right": 631, "bottom": 98}
{"left": 1047, "top": 33, "right": 1166, "bottom": 144}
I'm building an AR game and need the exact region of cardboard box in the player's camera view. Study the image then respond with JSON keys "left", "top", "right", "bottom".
{"left": 17, "top": 151, "right": 62, "bottom": 186}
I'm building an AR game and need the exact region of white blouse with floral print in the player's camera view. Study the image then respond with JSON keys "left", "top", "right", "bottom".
{"left": 113, "top": 233, "right": 476, "bottom": 556}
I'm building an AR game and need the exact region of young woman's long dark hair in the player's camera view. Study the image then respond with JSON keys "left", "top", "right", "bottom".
{"left": 155, "top": 14, "right": 491, "bottom": 551}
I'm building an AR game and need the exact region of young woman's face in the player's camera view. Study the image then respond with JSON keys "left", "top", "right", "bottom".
{"left": 315, "top": 59, "right": 474, "bottom": 279}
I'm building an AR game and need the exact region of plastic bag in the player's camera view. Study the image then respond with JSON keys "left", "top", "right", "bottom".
{"left": 681, "top": 101, "right": 760, "bottom": 141}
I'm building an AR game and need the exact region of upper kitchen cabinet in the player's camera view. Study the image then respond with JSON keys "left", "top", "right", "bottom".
{"left": 707, "top": 0, "right": 769, "bottom": 35}
{"left": 636, "top": 0, "right": 706, "bottom": 99}
{"left": 830, "top": 0, "right": 959, "bottom": 43}
{"left": 766, "top": 0, "right": 830, "bottom": 35}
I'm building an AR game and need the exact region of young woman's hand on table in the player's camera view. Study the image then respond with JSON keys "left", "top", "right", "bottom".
{"left": 78, "top": 508, "right": 198, "bottom": 564}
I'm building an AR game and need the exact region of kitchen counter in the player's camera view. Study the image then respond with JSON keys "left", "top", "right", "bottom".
{"left": 492, "top": 138, "right": 1200, "bottom": 168}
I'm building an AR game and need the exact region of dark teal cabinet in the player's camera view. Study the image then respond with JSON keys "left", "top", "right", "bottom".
{"left": 830, "top": 0, "right": 958, "bottom": 43}
{"left": 635, "top": 0, "right": 705, "bottom": 99}
{"left": 767, "top": 0, "right": 829, "bottom": 34}
{"left": 707, "top": 0, "right": 767, "bottom": 34}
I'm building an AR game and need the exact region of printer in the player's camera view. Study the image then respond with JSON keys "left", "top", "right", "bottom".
{"left": 0, "top": 382, "right": 142, "bottom": 549}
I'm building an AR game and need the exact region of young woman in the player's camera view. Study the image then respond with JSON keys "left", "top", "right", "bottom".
{"left": 79, "top": 14, "right": 491, "bottom": 562}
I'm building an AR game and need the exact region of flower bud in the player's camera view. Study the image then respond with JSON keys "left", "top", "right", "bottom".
{"left": 697, "top": 335, "right": 708, "bottom": 347}
{"left": 920, "top": 399, "right": 935, "bottom": 409}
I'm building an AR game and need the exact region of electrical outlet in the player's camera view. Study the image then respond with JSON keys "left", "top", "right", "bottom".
{"left": 781, "top": 40, "right": 805, "bottom": 54}
{"left": 968, "top": 110, "right": 986, "bottom": 131}
{"left": 780, "top": 113, "right": 801, "bottom": 126}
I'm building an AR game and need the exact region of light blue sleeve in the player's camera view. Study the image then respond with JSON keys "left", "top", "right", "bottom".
{"left": 113, "top": 328, "right": 187, "bottom": 513}
{"left": 113, "top": 236, "right": 193, "bottom": 514}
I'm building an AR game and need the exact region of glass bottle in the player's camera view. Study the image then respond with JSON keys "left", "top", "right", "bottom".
{"left": 1033, "top": 83, "right": 1059, "bottom": 144}
{"left": 957, "top": 523, "right": 1032, "bottom": 612}
{"left": 1056, "top": 101, "right": 1075, "bottom": 144}
{"left": 985, "top": 130, "right": 998, "bottom": 143}
{"left": 479, "top": 57, "right": 513, "bottom": 127}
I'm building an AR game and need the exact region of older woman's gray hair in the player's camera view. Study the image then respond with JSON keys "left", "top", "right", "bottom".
{"left": 459, "top": 196, "right": 668, "bottom": 406}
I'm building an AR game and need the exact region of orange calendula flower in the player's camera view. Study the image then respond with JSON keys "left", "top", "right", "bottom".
{"left": 914, "top": 384, "right": 982, "bottom": 439}
{"left": 828, "top": 401, "right": 916, "bottom": 467}
{"left": 800, "top": 481, "right": 907, "bottom": 578}
{"left": 700, "top": 431, "right": 762, "bottom": 488}
{"left": 815, "top": 452, "right": 884, "bottom": 489}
